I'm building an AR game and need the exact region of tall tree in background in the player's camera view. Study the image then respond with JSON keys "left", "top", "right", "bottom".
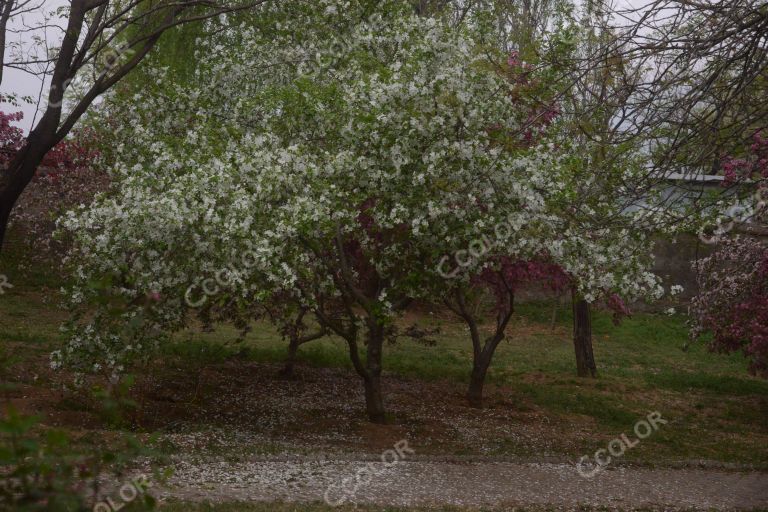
{"left": 0, "top": 0, "right": 269, "bottom": 252}
{"left": 611, "top": 0, "right": 768, "bottom": 182}
{"left": 559, "top": 0, "right": 621, "bottom": 379}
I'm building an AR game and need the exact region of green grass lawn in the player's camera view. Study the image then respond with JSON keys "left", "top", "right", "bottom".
{"left": 153, "top": 300, "right": 767, "bottom": 464}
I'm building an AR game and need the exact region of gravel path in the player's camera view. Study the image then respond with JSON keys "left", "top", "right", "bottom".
{"left": 154, "top": 458, "right": 768, "bottom": 510}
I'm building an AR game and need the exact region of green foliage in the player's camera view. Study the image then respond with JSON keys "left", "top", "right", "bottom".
{"left": 0, "top": 383, "right": 165, "bottom": 511}
{"left": 92, "top": 375, "right": 139, "bottom": 429}
{"left": 0, "top": 407, "right": 87, "bottom": 511}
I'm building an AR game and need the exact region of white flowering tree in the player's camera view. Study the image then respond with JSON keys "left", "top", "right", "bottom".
{"left": 0, "top": 0, "right": 273, "bottom": 252}
{"left": 58, "top": 0, "right": 684, "bottom": 420}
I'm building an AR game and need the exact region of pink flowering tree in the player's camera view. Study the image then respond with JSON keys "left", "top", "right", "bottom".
{"left": 690, "top": 237, "right": 768, "bottom": 377}
{"left": 439, "top": 50, "right": 572, "bottom": 407}
{"left": 445, "top": 252, "right": 637, "bottom": 406}
{"left": 444, "top": 257, "right": 571, "bottom": 407}
{"left": 691, "top": 132, "right": 768, "bottom": 376}
{"left": 722, "top": 131, "right": 768, "bottom": 187}
{"left": 1, "top": 109, "right": 103, "bottom": 255}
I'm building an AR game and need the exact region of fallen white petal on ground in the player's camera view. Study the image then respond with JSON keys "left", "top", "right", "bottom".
{"left": 150, "top": 458, "right": 768, "bottom": 510}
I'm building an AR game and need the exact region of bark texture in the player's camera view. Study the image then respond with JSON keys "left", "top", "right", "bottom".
{"left": 572, "top": 291, "right": 597, "bottom": 378}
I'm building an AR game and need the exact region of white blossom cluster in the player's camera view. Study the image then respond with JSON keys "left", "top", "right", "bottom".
{"left": 56, "top": 0, "right": 675, "bottom": 374}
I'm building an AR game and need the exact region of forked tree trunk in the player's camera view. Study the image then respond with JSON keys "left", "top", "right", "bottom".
{"left": 572, "top": 291, "right": 597, "bottom": 378}
{"left": 467, "top": 355, "right": 492, "bottom": 408}
{"left": 449, "top": 286, "right": 514, "bottom": 409}
{"left": 278, "top": 322, "right": 326, "bottom": 378}
{"left": 313, "top": 299, "right": 387, "bottom": 423}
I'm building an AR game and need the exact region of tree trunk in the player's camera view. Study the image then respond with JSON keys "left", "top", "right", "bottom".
{"left": 572, "top": 292, "right": 597, "bottom": 378}
{"left": 449, "top": 286, "right": 514, "bottom": 409}
{"left": 0, "top": 198, "right": 12, "bottom": 251}
{"left": 466, "top": 356, "right": 491, "bottom": 408}
{"left": 363, "top": 325, "right": 386, "bottom": 423}
{"left": 278, "top": 322, "right": 326, "bottom": 379}
{"left": 278, "top": 337, "right": 300, "bottom": 378}
{"left": 0, "top": 155, "right": 35, "bottom": 251}
{"left": 363, "top": 373, "right": 386, "bottom": 423}
{"left": 0, "top": 126, "right": 59, "bottom": 253}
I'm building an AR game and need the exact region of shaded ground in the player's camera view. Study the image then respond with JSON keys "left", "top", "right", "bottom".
{"left": 7, "top": 354, "right": 767, "bottom": 467}
{"left": 2, "top": 286, "right": 768, "bottom": 465}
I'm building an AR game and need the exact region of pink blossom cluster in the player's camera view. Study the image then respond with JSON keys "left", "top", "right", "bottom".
{"left": 472, "top": 256, "right": 569, "bottom": 307}
{"left": 722, "top": 131, "right": 768, "bottom": 186}
{"left": 690, "top": 237, "right": 768, "bottom": 377}
{"left": 499, "top": 51, "right": 560, "bottom": 147}
{"left": 0, "top": 110, "right": 25, "bottom": 168}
